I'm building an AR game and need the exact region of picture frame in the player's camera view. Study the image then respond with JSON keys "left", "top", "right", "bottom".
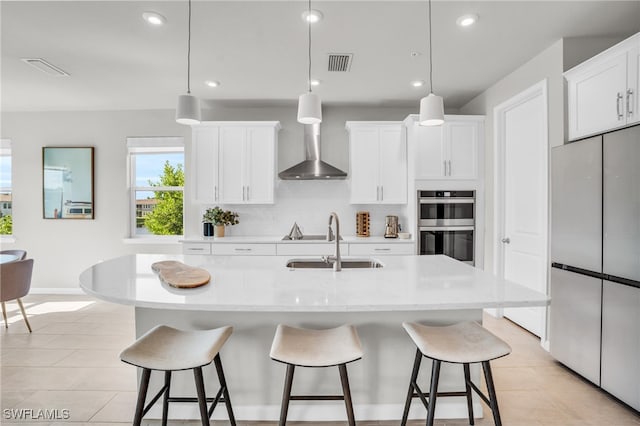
{"left": 42, "top": 147, "right": 94, "bottom": 219}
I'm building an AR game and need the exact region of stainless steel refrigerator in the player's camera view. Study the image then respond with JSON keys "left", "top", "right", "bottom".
{"left": 550, "top": 125, "right": 640, "bottom": 410}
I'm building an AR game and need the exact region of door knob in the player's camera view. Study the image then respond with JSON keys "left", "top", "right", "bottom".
{"left": 501, "top": 237, "right": 511, "bottom": 244}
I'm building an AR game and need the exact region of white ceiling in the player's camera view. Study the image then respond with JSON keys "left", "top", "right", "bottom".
{"left": 2, "top": 1, "right": 639, "bottom": 112}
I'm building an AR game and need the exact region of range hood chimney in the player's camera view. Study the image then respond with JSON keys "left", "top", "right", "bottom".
{"left": 278, "top": 123, "right": 347, "bottom": 180}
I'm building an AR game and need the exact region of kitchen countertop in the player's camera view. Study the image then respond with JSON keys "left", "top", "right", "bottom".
{"left": 79, "top": 254, "right": 549, "bottom": 312}
{"left": 180, "top": 235, "right": 415, "bottom": 243}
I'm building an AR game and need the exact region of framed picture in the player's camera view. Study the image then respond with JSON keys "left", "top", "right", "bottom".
{"left": 42, "top": 147, "right": 94, "bottom": 219}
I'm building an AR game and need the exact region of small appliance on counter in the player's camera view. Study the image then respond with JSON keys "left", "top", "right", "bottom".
{"left": 384, "top": 215, "right": 400, "bottom": 238}
{"left": 356, "top": 211, "right": 370, "bottom": 237}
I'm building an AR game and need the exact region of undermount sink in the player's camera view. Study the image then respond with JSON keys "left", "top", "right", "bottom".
{"left": 281, "top": 234, "right": 343, "bottom": 241}
{"left": 286, "top": 258, "right": 383, "bottom": 269}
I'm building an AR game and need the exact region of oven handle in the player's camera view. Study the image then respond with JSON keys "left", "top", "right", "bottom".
{"left": 419, "top": 226, "right": 475, "bottom": 231}
{"left": 419, "top": 198, "right": 475, "bottom": 204}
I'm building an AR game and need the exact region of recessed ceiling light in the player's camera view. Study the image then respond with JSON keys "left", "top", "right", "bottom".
{"left": 142, "top": 12, "right": 166, "bottom": 26}
{"left": 411, "top": 80, "right": 425, "bottom": 88}
{"left": 301, "top": 10, "right": 323, "bottom": 23}
{"left": 456, "top": 14, "right": 478, "bottom": 27}
{"left": 310, "top": 79, "right": 321, "bottom": 87}
{"left": 205, "top": 80, "right": 220, "bottom": 88}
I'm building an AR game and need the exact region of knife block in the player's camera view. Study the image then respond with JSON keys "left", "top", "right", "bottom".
{"left": 356, "top": 211, "right": 370, "bottom": 237}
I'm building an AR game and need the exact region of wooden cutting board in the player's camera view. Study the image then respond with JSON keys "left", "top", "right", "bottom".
{"left": 151, "top": 261, "right": 210, "bottom": 288}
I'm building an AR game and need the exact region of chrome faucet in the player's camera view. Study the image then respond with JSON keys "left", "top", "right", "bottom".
{"left": 327, "top": 212, "right": 342, "bottom": 271}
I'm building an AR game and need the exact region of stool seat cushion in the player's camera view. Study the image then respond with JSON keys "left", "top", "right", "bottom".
{"left": 120, "top": 325, "right": 232, "bottom": 371}
{"left": 403, "top": 321, "right": 511, "bottom": 364}
{"left": 270, "top": 324, "right": 363, "bottom": 367}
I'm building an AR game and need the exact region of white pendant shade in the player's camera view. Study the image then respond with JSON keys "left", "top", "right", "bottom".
{"left": 297, "top": 92, "right": 322, "bottom": 124}
{"left": 419, "top": 93, "right": 444, "bottom": 126}
{"left": 176, "top": 94, "right": 201, "bottom": 125}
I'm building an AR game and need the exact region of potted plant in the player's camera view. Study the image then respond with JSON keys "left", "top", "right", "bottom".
{"left": 202, "top": 207, "right": 239, "bottom": 237}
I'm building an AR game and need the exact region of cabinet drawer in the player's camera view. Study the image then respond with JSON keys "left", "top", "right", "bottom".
{"left": 349, "top": 243, "right": 414, "bottom": 256}
{"left": 213, "top": 244, "right": 276, "bottom": 255}
{"left": 182, "top": 243, "right": 212, "bottom": 255}
{"left": 277, "top": 243, "right": 336, "bottom": 256}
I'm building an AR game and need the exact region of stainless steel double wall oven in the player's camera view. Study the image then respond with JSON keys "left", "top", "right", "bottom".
{"left": 418, "top": 190, "right": 475, "bottom": 265}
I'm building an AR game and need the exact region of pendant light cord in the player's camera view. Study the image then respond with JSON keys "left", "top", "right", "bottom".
{"left": 428, "top": 0, "right": 433, "bottom": 94}
{"left": 307, "top": 0, "right": 312, "bottom": 93}
{"left": 187, "top": 0, "right": 192, "bottom": 94}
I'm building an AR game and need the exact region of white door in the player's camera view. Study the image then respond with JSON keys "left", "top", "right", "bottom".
{"left": 218, "top": 127, "right": 245, "bottom": 203}
{"left": 378, "top": 126, "right": 406, "bottom": 204}
{"left": 349, "top": 127, "right": 380, "bottom": 204}
{"left": 245, "top": 127, "right": 275, "bottom": 204}
{"left": 496, "top": 81, "right": 548, "bottom": 337}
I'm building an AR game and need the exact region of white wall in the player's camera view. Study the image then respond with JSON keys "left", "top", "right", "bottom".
{"left": 459, "top": 39, "right": 564, "bottom": 273}
{"left": 1, "top": 105, "right": 414, "bottom": 290}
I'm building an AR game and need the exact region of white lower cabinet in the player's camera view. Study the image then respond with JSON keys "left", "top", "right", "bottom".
{"left": 601, "top": 281, "right": 640, "bottom": 410}
{"left": 212, "top": 244, "right": 276, "bottom": 256}
{"left": 276, "top": 243, "right": 336, "bottom": 256}
{"left": 349, "top": 243, "right": 414, "bottom": 256}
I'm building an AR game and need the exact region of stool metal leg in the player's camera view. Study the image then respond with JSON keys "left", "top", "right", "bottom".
{"left": 161, "top": 370, "right": 171, "bottom": 426}
{"left": 279, "top": 364, "right": 295, "bottom": 426}
{"left": 133, "top": 368, "right": 151, "bottom": 426}
{"left": 193, "top": 366, "right": 210, "bottom": 426}
{"left": 463, "top": 363, "right": 474, "bottom": 425}
{"left": 338, "top": 363, "right": 356, "bottom": 426}
{"left": 426, "top": 360, "right": 441, "bottom": 426}
{"left": 482, "top": 361, "right": 502, "bottom": 426}
{"left": 401, "top": 348, "right": 423, "bottom": 426}
{"left": 214, "top": 353, "right": 236, "bottom": 426}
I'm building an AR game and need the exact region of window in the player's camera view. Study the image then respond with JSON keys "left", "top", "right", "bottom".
{"left": 0, "top": 140, "right": 12, "bottom": 236}
{"left": 127, "top": 137, "right": 184, "bottom": 238}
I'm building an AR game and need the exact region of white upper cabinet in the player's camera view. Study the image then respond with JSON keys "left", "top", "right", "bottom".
{"left": 565, "top": 32, "right": 639, "bottom": 140}
{"left": 191, "top": 122, "right": 280, "bottom": 204}
{"left": 346, "top": 122, "right": 407, "bottom": 204}
{"left": 408, "top": 115, "right": 484, "bottom": 180}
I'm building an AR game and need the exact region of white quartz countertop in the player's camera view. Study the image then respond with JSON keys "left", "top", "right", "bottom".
{"left": 79, "top": 254, "right": 549, "bottom": 312}
{"left": 180, "top": 235, "right": 414, "bottom": 244}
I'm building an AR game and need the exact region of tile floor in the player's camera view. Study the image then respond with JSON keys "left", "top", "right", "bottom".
{"left": 1, "top": 294, "right": 639, "bottom": 426}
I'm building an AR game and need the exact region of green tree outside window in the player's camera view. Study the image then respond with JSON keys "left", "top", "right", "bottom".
{"left": 144, "top": 161, "right": 184, "bottom": 235}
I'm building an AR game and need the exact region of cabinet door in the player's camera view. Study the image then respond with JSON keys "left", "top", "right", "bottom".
{"left": 378, "top": 126, "right": 407, "bottom": 204}
{"left": 628, "top": 45, "right": 639, "bottom": 125}
{"left": 349, "top": 127, "right": 380, "bottom": 204}
{"left": 601, "top": 281, "right": 640, "bottom": 410}
{"left": 192, "top": 127, "right": 219, "bottom": 203}
{"left": 413, "top": 124, "right": 446, "bottom": 179}
{"left": 603, "top": 126, "right": 640, "bottom": 282}
{"left": 567, "top": 52, "right": 628, "bottom": 140}
{"left": 218, "top": 127, "right": 245, "bottom": 203}
{"left": 446, "top": 121, "right": 478, "bottom": 179}
{"left": 245, "top": 127, "right": 275, "bottom": 204}
{"left": 549, "top": 268, "right": 602, "bottom": 385}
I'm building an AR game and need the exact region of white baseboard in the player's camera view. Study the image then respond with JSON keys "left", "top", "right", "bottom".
{"left": 29, "top": 288, "right": 85, "bottom": 295}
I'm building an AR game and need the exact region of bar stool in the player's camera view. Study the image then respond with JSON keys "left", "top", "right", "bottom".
{"left": 400, "top": 321, "right": 511, "bottom": 426}
{"left": 270, "top": 324, "right": 363, "bottom": 426}
{"left": 120, "top": 325, "right": 236, "bottom": 426}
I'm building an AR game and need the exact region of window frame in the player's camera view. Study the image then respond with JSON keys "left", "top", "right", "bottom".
{"left": 127, "top": 137, "right": 185, "bottom": 240}
{"left": 0, "top": 139, "right": 12, "bottom": 238}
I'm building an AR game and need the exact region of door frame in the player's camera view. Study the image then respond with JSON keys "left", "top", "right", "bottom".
{"left": 493, "top": 79, "right": 549, "bottom": 342}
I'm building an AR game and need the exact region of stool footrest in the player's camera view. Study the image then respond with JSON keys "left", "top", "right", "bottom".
{"left": 411, "top": 379, "right": 489, "bottom": 410}
{"left": 141, "top": 384, "right": 169, "bottom": 418}
{"left": 290, "top": 395, "right": 345, "bottom": 401}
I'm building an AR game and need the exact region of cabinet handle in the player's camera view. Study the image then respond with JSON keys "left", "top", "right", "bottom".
{"left": 234, "top": 248, "right": 252, "bottom": 252}
{"left": 448, "top": 160, "right": 452, "bottom": 176}
{"left": 374, "top": 248, "right": 391, "bottom": 251}
{"left": 617, "top": 92, "right": 624, "bottom": 120}
{"left": 242, "top": 186, "right": 246, "bottom": 201}
{"left": 627, "top": 89, "right": 634, "bottom": 117}
{"left": 443, "top": 160, "right": 447, "bottom": 176}
{"left": 187, "top": 247, "right": 205, "bottom": 251}
{"left": 380, "top": 186, "right": 383, "bottom": 201}
{"left": 376, "top": 186, "right": 380, "bottom": 201}
{"left": 246, "top": 185, "right": 250, "bottom": 201}
{"left": 214, "top": 186, "right": 218, "bottom": 201}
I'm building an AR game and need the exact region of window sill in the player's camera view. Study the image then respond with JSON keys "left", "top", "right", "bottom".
{"left": 123, "top": 237, "right": 182, "bottom": 245}
{"left": 0, "top": 235, "right": 16, "bottom": 244}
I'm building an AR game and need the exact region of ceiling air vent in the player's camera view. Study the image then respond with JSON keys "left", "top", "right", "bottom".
{"left": 328, "top": 53, "right": 353, "bottom": 72}
{"left": 21, "top": 58, "right": 69, "bottom": 77}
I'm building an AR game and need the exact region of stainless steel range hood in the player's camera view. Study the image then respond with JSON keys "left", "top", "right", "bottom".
{"left": 278, "top": 123, "right": 347, "bottom": 180}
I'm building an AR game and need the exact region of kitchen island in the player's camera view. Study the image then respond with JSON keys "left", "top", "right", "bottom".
{"left": 79, "top": 254, "right": 548, "bottom": 421}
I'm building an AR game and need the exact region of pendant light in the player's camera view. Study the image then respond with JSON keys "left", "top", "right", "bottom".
{"left": 297, "top": 0, "right": 322, "bottom": 124}
{"left": 418, "top": 0, "right": 444, "bottom": 126}
{"left": 176, "top": 0, "right": 201, "bottom": 125}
